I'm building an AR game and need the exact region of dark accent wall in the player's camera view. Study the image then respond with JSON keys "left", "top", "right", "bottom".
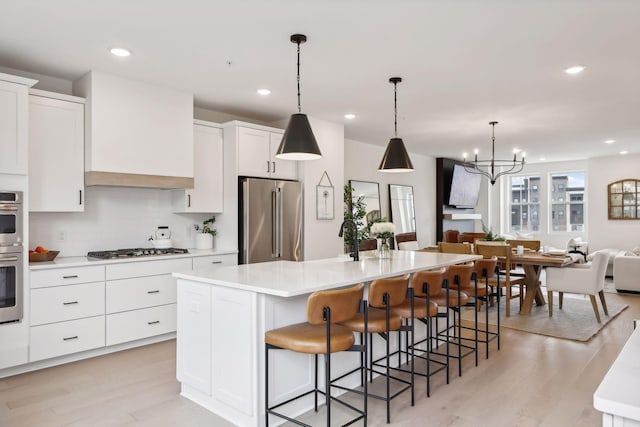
{"left": 435, "top": 158, "right": 477, "bottom": 242}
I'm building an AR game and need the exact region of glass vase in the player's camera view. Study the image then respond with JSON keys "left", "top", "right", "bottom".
{"left": 378, "top": 238, "right": 391, "bottom": 259}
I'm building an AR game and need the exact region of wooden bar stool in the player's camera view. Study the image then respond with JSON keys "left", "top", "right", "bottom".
{"left": 265, "top": 283, "right": 367, "bottom": 427}
{"left": 338, "top": 275, "right": 414, "bottom": 424}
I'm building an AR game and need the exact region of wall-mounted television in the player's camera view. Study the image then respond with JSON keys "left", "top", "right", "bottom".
{"left": 448, "top": 164, "right": 482, "bottom": 208}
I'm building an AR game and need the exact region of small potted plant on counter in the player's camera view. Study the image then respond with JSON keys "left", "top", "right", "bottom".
{"left": 194, "top": 216, "right": 217, "bottom": 249}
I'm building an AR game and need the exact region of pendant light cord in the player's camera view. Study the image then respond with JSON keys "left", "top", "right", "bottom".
{"left": 393, "top": 81, "right": 398, "bottom": 137}
{"left": 296, "top": 40, "right": 301, "bottom": 113}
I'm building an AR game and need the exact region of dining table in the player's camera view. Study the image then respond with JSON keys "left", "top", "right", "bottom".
{"left": 509, "top": 249, "right": 580, "bottom": 314}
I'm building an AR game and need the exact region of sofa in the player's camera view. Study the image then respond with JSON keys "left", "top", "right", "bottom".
{"left": 613, "top": 248, "right": 640, "bottom": 292}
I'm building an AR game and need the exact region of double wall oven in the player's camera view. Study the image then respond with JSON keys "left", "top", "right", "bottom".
{"left": 0, "top": 191, "right": 23, "bottom": 324}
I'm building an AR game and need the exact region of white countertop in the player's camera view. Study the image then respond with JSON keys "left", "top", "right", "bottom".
{"left": 29, "top": 248, "right": 238, "bottom": 270}
{"left": 594, "top": 325, "right": 640, "bottom": 420}
{"left": 173, "top": 250, "right": 481, "bottom": 297}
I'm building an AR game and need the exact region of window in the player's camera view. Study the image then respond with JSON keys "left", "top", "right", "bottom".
{"left": 550, "top": 172, "right": 585, "bottom": 232}
{"left": 510, "top": 175, "right": 541, "bottom": 232}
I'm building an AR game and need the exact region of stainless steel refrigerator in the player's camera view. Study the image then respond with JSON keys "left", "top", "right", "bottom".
{"left": 239, "top": 177, "right": 303, "bottom": 264}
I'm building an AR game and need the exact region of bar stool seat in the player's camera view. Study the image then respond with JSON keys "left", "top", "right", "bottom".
{"left": 390, "top": 298, "right": 437, "bottom": 319}
{"left": 430, "top": 290, "right": 469, "bottom": 307}
{"left": 265, "top": 323, "right": 355, "bottom": 354}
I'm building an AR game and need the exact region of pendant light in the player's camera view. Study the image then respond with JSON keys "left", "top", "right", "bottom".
{"left": 275, "top": 34, "right": 322, "bottom": 161}
{"left": 378, "top": 77, "right": 414, "bottom": 172}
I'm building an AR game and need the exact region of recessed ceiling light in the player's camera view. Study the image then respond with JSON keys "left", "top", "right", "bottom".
{"left": 109, "top": 47, "right": 131, "bottom": 57}
{"left": 539, "top": 157, "right": 546, "bottom": 161}
{"left": 257, "top": 88, "right": 271, "bottom": 96}
{"left": 620, "top": 150, "right": 629, "bottom": 155}
{"left": 564, "top": 65, "right": 586, "bottom": 75}
{"left": 604, "top": 139, "right": 615, "bottom": 144}
{"left": 344, "top": 113, "right": 356, "bottom": 120}
{"left": 513, "top": 148, "right": 521, "bottom": 154}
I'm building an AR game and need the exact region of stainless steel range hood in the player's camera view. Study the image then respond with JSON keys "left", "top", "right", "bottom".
{"left": 85, "top": 171, "right": 194, "bottom": 189}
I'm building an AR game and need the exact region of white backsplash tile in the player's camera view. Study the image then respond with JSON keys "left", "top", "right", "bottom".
{"left": 29, "top": 187, "right": 228, "bottom": 256}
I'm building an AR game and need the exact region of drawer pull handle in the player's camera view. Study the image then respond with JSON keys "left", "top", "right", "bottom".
{"left": 148, "top": 320, "right": 160, "bottom": 325}
{"left": 63, "top": 301, "right": 79, "bottom": 305}
{"left": 63, "top": 275, "right": 79, "bottom": 279}
{"left": 63, "top": 336, "right": 78, "bottom": 341}
{"left": 211, "top": 261, "right": 223, "bottom": 264}
{"left": 147, "top": 290, "right": 160, "bottom": 294}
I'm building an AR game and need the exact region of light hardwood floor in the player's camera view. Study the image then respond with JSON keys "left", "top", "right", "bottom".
{"left": 1, "top": 290, "right": 638, "bottom": 427}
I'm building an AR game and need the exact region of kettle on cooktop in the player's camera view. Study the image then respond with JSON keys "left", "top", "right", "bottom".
{"left": 148, "top": 226, "right": 172, "bottom": 249}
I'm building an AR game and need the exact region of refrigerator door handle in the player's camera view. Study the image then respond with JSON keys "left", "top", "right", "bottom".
{"left": 277, "top": 187, "right": 283, "bottom": 258}
{"left": 271, "top": 189, "right": 278, "bottom": 258}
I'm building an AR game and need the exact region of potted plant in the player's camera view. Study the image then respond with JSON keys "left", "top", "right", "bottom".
{"left": 194, "top": 216, "right": 217, "bottom": 249}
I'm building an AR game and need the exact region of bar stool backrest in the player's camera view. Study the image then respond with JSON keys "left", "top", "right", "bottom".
{"left": 410, "top": 268, "right": 446, "bottom": 298}
{"left": 369, "top": 275, "right": 410, "bottom": 308}
{"left": 446, "top": 263, "right": 475, "bottom": 285}
{"left": 307, "top": 283, "right": 364, "bottom": 325}
{"left": 474, "top": 256, "right": 498, "bottom": 279}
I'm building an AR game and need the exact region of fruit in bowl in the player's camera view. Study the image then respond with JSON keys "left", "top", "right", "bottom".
{"left": 29, "top": 246, "right": 59, "bottom": 262}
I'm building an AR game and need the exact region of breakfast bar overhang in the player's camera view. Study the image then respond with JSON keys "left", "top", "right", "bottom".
{"left": 173, "top": 251, "right": 480, "bottom": 426}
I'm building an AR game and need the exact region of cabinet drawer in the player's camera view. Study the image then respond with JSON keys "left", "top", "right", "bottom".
{"left": 31, "top": 282, "right": 105, "bottom": 326}
{"left": 106, "top": 258, "right": 191, "bottom": 280}
{"left": 106, "top": 275, "right": 176, "bottom": 314}
{"left": 30, "top": 316, "right": 105, "bottom": 362}
{"left": 31, "top": 265, "right": 105, "bottom": 288}
{"left": 106, "top": 304, "right": 176, "bottom": 346}
{"left": 192, "top": 254, "right": 237, "bottom": 270}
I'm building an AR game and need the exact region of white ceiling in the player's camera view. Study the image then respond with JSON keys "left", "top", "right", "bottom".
{"left": 1, "top": 0, "right": 638, "bottom": 163}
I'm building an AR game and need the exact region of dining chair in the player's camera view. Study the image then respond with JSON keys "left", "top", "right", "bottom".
{"left": 395, "top": 232, "right": 418, "bottom": 250}
{"left": 475, "top": 241, "right": 525, "bottom": 317}
{"left": 546, "top": 251, "right": 609, "bottom": 322}
{"left": 457, "top": 232, "right": 485, "bottom": 244}
{"left": 359, "top": 238, "right": 378, "bottom": 251}
{"left": 443, "top": 229, "right": 460, "bottom": 243}
{"left": 506, "top": 239, "right": 541, "bottom": 276}
{"left": 438, "top": 242, "right": 472, "bottom": 254}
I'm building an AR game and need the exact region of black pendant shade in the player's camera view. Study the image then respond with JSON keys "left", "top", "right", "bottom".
{"left": 275, "top": 33, "right": 322, "bottom": 161}
{"left": 378, "top": 137, "right": 414, "bottom": 172}
{"left": 379, "top": 77, "right": 414, "bottom": 173}
{"left": 276, "top": 113, "right": 322, "bottom": 160}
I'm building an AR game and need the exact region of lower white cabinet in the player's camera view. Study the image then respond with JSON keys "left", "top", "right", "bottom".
{"left": 106, "top": 304, "right": 177, "bottom": 346}
{"left": 31, "top": 282, "right": 105, "bottom": 326}
{"left": 106, "top": 275, "right": 177, "bottom": 314}
{"left": 30, "top": 316, "right": 105, "bottom": 362}
{"left": 192, "top": 254, "right": 237, "bottom": 269}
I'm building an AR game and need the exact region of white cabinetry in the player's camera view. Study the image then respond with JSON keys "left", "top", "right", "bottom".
{"left": 105, "top": 258, "right": 190, "bottom": 346}
{"left": 0, "top": 73, "right": 37, "bottom": 175}
{"left": 29, "top": 266, "right": 106, "bottom": 362}
{"left": 173, "top": 121, "right": 223, "bottom": 213}
{"left": 29, "top": 91, "right": 85, "bottom": 212}
{"left": 226, "top": 122, "right": 297, "bottom": 180}
{"left": 192, "top": 253, "right": 237, "bottom": 269}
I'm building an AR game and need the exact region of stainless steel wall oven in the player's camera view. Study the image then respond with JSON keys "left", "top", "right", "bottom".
{"left": 0, "top": 191, "right": 23, "bottom": 323}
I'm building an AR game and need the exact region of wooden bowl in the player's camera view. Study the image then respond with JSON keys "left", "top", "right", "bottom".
{"left": 29, "top": 250, "right": 60, "bottom": 262}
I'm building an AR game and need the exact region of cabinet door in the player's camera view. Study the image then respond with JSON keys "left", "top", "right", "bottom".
{"left": 29, "top": 95, "right": 85, "bottom": 212}
{"left": 269, "top": 132, "right": 298, "bottom": 180}
{"left": 0, "top": 80, "right": 28, "bottom": 175}
{"left": 179, "top": 124, "right": 223, "bottom": 213}
{"left": 237, "top": 127, "right": 271, "bottom": 178}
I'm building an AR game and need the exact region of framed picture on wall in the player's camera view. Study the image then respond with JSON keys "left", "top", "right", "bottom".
{"left": 316, "top": 185, "right": 334, "bottom": 220}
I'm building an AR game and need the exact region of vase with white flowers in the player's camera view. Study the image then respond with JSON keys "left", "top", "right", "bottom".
{"left": 370, "top": 221, "right": 395, "bottom": 258}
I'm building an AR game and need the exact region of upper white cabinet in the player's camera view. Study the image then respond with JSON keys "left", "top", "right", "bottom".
{"left": 29, "top": 91, "right": 85, "bottom": 212}
{"left": 173, "top": 121, "right": 223, "bottom": 213}
{"left": 0, "top": 73, "right": 37, "bottom": 175}
{"left": 73, "top": 71, "right": 194, "bottom": 188}
{"left": 226, "top": 122, "right": 297, "bottom": 180}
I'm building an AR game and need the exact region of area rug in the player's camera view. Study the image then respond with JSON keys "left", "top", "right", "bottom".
{"left": 461, "top": 297, "right": 628, "bottom": 342}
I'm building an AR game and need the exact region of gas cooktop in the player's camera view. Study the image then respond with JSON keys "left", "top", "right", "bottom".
{"left": 87, "top": 248, "right": 189, "bottom": 259}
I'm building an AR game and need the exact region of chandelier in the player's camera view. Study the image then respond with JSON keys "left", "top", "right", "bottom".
{"left": 463, "top": 121, "right": 525, "bottom": 185}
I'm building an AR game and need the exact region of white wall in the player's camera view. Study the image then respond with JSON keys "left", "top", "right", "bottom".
{"left": 29, "top": 187, "right": 235, "bottom": 256}
{"left": 344, "top": 139, "right": 437, "bottom": 247}
{"left": 587, "top": 154, "right": 640, "bottom": 251}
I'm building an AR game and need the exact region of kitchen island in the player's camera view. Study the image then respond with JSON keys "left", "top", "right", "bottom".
{"left": 173, "top": 250, "right": 480, "bottom": 426}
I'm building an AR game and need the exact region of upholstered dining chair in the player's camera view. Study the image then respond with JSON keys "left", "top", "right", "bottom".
{"left": 505, "top": 239, "right": 541, "bottom": 276}
{"left": 457, "top": 232, "right": 485, "bottom": 244}
{"left": 546, "top": 251, "right": 609, "bottom": 322}
{"left": 359, "top": 238, "right": 378, "bottom": 251}
{"left": 395, "top": 232, "right": 419, "bottom": 250}
{"left": 443, "top": 229, "right": 460, "bottom": 243}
